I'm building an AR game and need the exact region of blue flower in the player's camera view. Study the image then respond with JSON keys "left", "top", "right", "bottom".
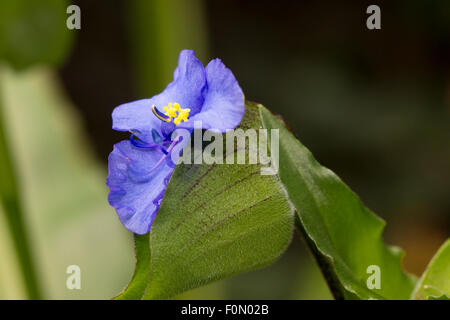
{"left": 107, "top": 50, "right": 245, "bottom": 234}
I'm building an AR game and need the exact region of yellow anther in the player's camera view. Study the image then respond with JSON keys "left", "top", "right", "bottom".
{"left": 160, "top": 102, "right": 190, "bottom": 125}
{"left": 163, "top": 102, "right": 178, "bottom": 120}
{"left": 174, "top": 108, "right": 190, "bottom": 125}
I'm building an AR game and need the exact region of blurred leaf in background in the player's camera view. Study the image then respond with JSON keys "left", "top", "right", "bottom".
{"left": 0, "top": 74, "right": 39, "bottom": 298}
{"left": 0, "top": 205, "right": 26, "bottom": 298}
{"left": 127, "top": 0, "right": 209, "bottom": 96}
{"left": 0, "top": 65, "right": 134, "bottom": 299}
{"left": 412, "top": 239, "right": 450, "bottom": 300}
{"left": 0, "top": 0, "right": 76, "bottom": 299}
{"left": 0, "top": 0, "right": 132, "bottom": 299}
{"left": 0, "top": 0, "right": 73, "bottom": 70}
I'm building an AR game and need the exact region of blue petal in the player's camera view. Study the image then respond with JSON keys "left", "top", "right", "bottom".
{"left": 112, "top": 98, "right": 162, "bottom": 144}
{"left": 186, "top": 58, "right": 244, "bottom": 132}
{"left": 112, "top": 50, "right": 207, "bottom": 141}
{"left": 153, "top": 50, "right": 206, "bottom": 115}
{"left": 107, "top": 140, "right": 175, "bottom": 234}
{"left": 155, "top": 50, "right": 207, "bottom": 136}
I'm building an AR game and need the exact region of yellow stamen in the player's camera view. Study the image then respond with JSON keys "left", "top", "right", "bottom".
{"left": 163, "top": 102, "right": 178, "bottom": 120}
{"left": 174, "top": 108, "right": 190, "bottom": 125}
{"left": 161, "top": 102, "right": 190, "bottom": 126}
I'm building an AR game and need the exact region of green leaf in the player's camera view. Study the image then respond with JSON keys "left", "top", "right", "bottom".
{"left": 0, "top": 0, "right": 73, "bottom": 70}
{"left": 411, "top": 239, "right": 450, "bottom": 300}
{"left": 116, "top": 103, "right": 294, "bottom": 299}
{"left": 259, "top": 104, "right": 416, "bottom": 300}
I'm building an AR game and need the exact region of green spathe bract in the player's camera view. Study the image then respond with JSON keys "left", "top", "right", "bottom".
{"left": 116, "top": 103, "right": 294, "bottom": 299}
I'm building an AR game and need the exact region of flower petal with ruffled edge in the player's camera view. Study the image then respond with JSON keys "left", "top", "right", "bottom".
{"left": 107, "top": 140, "right": 175, "bottom": 234}
{"left": 183, "top": 58, "right": 245, "bottom": 133}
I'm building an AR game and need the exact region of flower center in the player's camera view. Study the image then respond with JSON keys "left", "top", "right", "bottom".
{"left": 151, "top": 103, "right": 190, "bottom": 126}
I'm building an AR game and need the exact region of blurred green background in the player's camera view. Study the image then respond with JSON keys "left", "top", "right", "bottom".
{"left": 0, "top": 0, "right": 449, "bottom": 299}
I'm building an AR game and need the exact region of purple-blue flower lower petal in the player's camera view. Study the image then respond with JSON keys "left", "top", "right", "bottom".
{"left": 107, "top": 140, "right": 175, "bottom": 234}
